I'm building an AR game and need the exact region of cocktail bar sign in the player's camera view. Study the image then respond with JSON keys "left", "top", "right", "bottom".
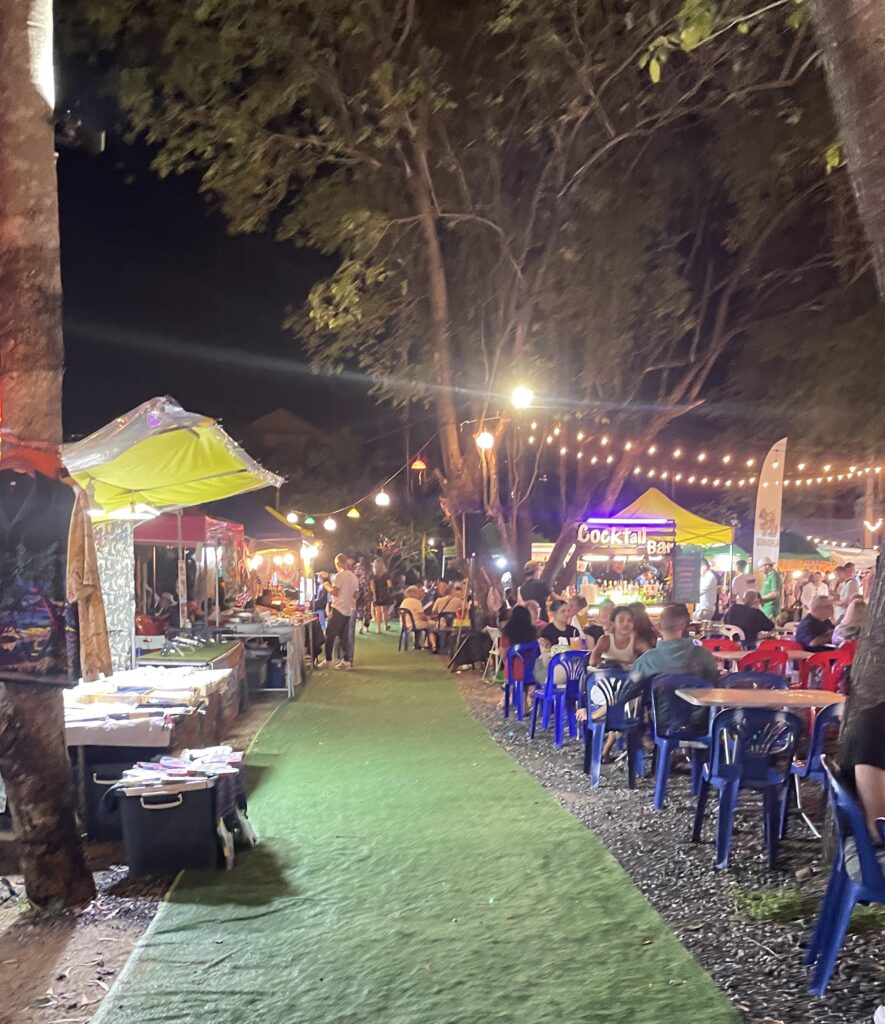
{"left": 575, "top": 517, "right": 676, "bottom": 556}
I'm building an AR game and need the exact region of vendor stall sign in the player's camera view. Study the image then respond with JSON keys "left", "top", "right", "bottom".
{"left": 576, "top": 517, "right": 676, "bottom": 556}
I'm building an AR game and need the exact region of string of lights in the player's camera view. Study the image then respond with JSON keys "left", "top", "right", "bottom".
{"left": 522, "top": 423, "right": 882, "bottom": 489}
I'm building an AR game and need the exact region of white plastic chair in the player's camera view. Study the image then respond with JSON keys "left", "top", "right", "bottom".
{"left": 717, "top": 623, "right": 746, "bottom": 644}
{"left": 482, "top": 626, "right": 503, "bottom": 681}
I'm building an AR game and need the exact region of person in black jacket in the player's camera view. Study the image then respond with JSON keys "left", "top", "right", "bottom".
{"left": 724, "top": 590, "right": 774, "bottom": 646}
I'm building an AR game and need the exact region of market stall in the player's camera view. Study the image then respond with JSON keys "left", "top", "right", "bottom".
{"left": 63, "top": 663, "right": 243, "bottom": 826}
{"left": 62, "top": 396, "right": 283, "bottom": 668}
{"left": 133, "top": 511, "right": 246, "bottom": 627}
{"left": 532, "top": 488, "right": 734, "bottom": 611}
{"left": 204, "top": 493, "right": 318, "bottom": 602}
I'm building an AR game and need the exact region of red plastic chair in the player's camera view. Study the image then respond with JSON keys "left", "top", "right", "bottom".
{"left": 739, "top": 649, "right": 789, "bottom": 676}
{"left": 700, "top": 638, "right": 742, "bottom": 653}
{"left": 757, "top": 638, "right": 803, "bottom": 654}
{"left": 799, "top": 650, "right": 851, "bottom": 693}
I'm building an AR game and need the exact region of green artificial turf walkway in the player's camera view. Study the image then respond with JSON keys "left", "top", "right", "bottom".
{"left": 96, "top": 634, "right": 738, "bottom": 1024}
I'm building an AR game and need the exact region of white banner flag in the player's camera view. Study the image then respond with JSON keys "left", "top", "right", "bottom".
{"left": 753, "top": 437, "right": 788, "bottom": 568}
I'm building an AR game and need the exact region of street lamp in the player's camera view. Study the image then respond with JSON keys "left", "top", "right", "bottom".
{"left": 511, "top": 384, "right": 534, "bottom": 409}
{"left": 475, "top": 430, "right": 495, "bottom": 451}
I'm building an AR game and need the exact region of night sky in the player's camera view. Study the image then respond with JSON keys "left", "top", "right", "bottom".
{"left": 57, "top": 132, "right": 390, "bottom": 443}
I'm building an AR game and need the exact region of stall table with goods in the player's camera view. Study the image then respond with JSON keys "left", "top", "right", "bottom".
{"left": 222, "top": 608, "right": 318, "bottom": 697}
{"left": 63, "top": 665, "right": 242, "bottom": 834}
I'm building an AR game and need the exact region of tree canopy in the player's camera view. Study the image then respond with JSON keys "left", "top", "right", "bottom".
{"left": 66, "top": 0, "right": 872, "bottom": 576}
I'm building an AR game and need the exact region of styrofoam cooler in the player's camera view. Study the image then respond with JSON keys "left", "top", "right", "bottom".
{"left": 121, "top": 777, "right": 219, "bottom": 875}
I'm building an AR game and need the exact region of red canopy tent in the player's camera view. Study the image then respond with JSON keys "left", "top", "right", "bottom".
{"left": 134, "top": 513, "right": 244, "bottom": 547}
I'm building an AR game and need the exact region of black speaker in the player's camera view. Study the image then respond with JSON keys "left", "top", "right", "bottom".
{"left": 464, "top": 513, "right": 484, "bottom": 558}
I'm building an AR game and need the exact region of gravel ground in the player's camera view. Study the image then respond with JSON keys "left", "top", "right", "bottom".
{"left": 457, "top": 671, "right": 884, "bottom": 1024}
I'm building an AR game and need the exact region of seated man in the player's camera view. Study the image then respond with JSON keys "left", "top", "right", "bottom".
{"left": 796, "top": 595, "right": 836, "bottom": 651}
{"left": 724, "top": 589, "right": 774, "bottom": 646}
{"left": 631, "top": 603, "right": 720, "bottom": 685}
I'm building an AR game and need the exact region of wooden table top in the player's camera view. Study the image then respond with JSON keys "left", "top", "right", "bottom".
{"left": 708, "top": 647, "right": 814, "bottom": 662}
{"left": 675, "top": 688, "right": 845, "bottom": 709}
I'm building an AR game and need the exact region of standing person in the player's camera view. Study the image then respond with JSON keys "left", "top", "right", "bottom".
{"left": 801, "top": 571, "right": 830, "bottom": 616}
{"left": 322, "top": 553, "right": 358, "bottom": 670}
{"left": 354, "top": 559, "right": 373, "bottom": 634}
{"left": 759, "top": 558, "right": 783, "bottom": 620}
{"left": 370, "top": 557, "right": 391, "bottom": 634}
{"left": 834, "top": 563, "right": 860, "bottom": 622}
{"left": 519, "top": 561, "right": 550, "bottom": 617}
{"left": 697, "top": 559, "right": 719, "bottom": 620}
{"left": 730, "top": 560, "right": 756, "bottom": 604}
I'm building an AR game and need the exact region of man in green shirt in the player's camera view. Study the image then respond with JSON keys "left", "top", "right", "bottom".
{"left": 759, "top": 558, "right": 783, "bottom": 619}
{"left": 631, "top": 604, "right": 719, "bottom": 685}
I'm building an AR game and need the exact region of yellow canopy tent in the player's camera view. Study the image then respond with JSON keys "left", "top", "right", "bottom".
{"left": 63, "top": 396, "right": 283, "bottom": 515}
{"left": 615, "top": 487, "right": 734, "bottom": 547}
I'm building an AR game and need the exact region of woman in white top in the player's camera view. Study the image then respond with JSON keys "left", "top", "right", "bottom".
{"left": 590, "top": 606, "right": 640, "bottom": 668}
{"left": 801, "top": 571, "right": 830, "bottom": 616}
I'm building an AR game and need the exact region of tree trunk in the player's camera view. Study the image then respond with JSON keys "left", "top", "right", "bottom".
{"left": 811, "top": 0, "right": 885, "bottom": 745}
{"left": 0, "top": 0, "right": 95, "bottom": 909}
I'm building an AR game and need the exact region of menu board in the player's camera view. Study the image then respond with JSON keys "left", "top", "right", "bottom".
{"left": 671, "top": 547, "right": 702, "bottom": 604}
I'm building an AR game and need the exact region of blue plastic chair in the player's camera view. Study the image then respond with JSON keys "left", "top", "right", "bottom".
{"left": 805, "top": 757, "right": 885, "bottom": 995}
{"left": 397, "top": 609, "right": 424, "bottom": 652}
{"left": 781, "top": 702, "right": 844, "bottom": 839}
{"left": 650, "top": 674, "right": 714, "bottom": 811}
{"left": 582, "top": 670, "right": 647, "bottom": 788}
{"left": 691, "top": 707, "right": 802, "bottom": 869}
{"left": 720, "top": 671, "right": 789, "bottom": 690}
{"left": 529, "top": 651, "right": 587, "bottom": 747}
{"left": 503, "top": 642, "right": 540, "bottom": 721}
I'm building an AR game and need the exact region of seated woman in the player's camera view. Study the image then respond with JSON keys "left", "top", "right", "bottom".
{"left": 627, "top": 602, "right": 659, "bottom": 652}
{"left": 539, "top": 600, "right": 581, "bottom": 647}
{"left": 399, "top": 585, "right": 432, "bottom": 634}
{"left": 832, "top": 596, "right": 866, "bottom": 646}
{"left": 501, "top": 604, "right": 538, "bottom": 712}
{"left": 590, "top": 605, "right": 650, "bottom": 669}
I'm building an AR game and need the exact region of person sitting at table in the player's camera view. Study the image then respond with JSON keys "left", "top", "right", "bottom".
{"left": 628, "top": 602, "right": 659, "bottom": 651}
{"left": 539, "top": 600, "right": 581, "bottom": 647}
{"left": 399, "top": 585, "right": 432, "bottom": 634}
{"left": 523, "top": 600, "right": 543, "bottom": 635}
{"left": 430, "top": 582, "right": 468, "bottom": 653}
{"left": 832, "top": 596, "right": 866, "bottom": 646}
{"left": 590, "top": 605, "right": 642, "bottom": 669}
{"left": 631, "top": 604, "right": 719, "bottom": 685}
{"left": 838, "top": 700, "right": 885, "bottom": 870}
{"left": 583, "top": 598, "right": 614, "bottom": 644}
{"left": 568, "top": 594, "right": 590, "bottom": 633}
{"left": 724, "top": 589, "right": 774, "bottom": 646}
{"left": 500, "top": 604, "right": 540, "bottom": 713}
{"left": 796, "top": 595, "right": 836, "bottom": 651}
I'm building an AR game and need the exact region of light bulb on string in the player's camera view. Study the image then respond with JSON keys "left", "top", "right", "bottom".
{"left": 347, "top": 507, "right": 360, "bottom": 519}
{"left": 283, "top": 553, "right": 295, "bottom": 566}
{"left": 697, "top": 452, "right": 706, "bottom": 462}
{"left": 528, "top": 435, "right": 535, "bottom": 444}
{"left": 475, "top": 431, "right": 495, "bottom": 451}
{"left": 323, "top": 517, "right": 337, "bottom": 532}
{"left": 304, "top": 515, "right": 316, "bottom": 525}
{"left": 606, "top": 455, "right": 614, "bottom": 464}
{"left": 375, "top": 490, "right": 391, "bottom": 507}
{"left": 553, "top": 426, "right": 561, "bottom": 437}
{"left": 286, "top": 512, "right": 299, "bottom": 524}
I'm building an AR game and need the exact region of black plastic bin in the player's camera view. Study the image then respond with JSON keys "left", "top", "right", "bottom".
{"left": 121, "top": 778, "right": 219, "bottom": 875}
{"left": 83, "top": 761, "right": 133, "bottom": 841}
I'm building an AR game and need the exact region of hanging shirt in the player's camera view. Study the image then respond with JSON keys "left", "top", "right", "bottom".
{"left": 0, "top": 470, "right": 79, "bottom": 686}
